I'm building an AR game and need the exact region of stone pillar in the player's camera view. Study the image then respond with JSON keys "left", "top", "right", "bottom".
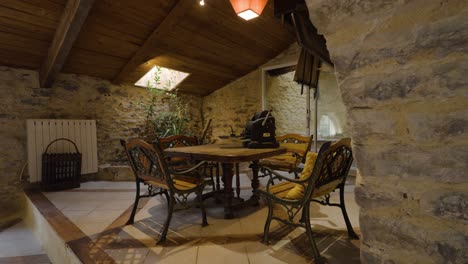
{"left": 305, "top": 0, "right": 468, "bottom": 263}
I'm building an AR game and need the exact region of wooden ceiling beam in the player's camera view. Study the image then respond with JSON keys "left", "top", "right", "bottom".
{"left": 124, "top": 53, "right": 239, "bottom": 84}
{"left": 112, "top": 0, "right": 193, "bottom": 84}
{"left": 267, "top": 65, "right": 296, "bottom": 76}
{"left": 39, "top": 0, "right": 95, "bottom": 87}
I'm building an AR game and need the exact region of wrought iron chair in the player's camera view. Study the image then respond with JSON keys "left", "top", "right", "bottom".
{"left": 120, "top": 139, "right": 208, "bottom": 244}
{"left": 257, "top": 138, "right": 358, "bottom": 264}
{"left": 258, "top": 134, "right": 313, "bottom": 179}
{"left": 158, "top": 134, "right": 218, "bottom": 192}
{"left": 158, "top": 134, "right": 198, "bottom": 149}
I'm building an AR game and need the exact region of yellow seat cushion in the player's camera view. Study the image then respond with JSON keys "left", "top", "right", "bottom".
{"left": 264, "top": 181, "right": 296, "bottom": 199}
{"left": 311, "top": 178, "right": 343, "bottom": 198}
{"left": 280, "top": 143, "right": 307, "bottom": 156}
{"left": 172, "top": 179, "right": 198, "bottom": 191}
{"left": 258, "top": 143, "right": 308, "bottom": 172}
{"left": 140, "top": 174, "right": 200, "bottom": 191}
{"left": 259, "top": 154, "right": 298, "bottom": 171}
{"left": 284, "top": 152, "right": 318, "bottom": 200}
{"left": 172, "top": 175, "right": 202, "bottom": 191}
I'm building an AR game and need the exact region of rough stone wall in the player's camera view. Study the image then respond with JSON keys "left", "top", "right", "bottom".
{"left": 265, "top": 71, "right": 308, "bottom": 135}
{"left": 306, "top": 0, "right": 468, "bottom": 263}
{"left": 49, "top": 75, "right": 202, "bottom": 180}
{"left": 265, "top": 66, "right": 349, "bottom": 138}
{"left": 0, "top": 67, "right": 46, "bottom": 225}
{"left": 202, "top": 44, "right": 301, "bottom": 141}
{"left": 0, "top": 66, "right": 202, "bottom": 221}
{"left": 204, "top": 43, "right": 349, "bottom": 141}
{"left": 179, "top": 94, "right": 203, "bottom": 137}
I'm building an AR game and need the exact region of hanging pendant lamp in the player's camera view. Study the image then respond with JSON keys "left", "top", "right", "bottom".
{"left": 229, "top": 0, "right": 268, "bottom": 20}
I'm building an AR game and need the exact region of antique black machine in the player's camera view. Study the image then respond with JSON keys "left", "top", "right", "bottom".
{"left": 242, "top": 110, "right": 279, "bottom": 148}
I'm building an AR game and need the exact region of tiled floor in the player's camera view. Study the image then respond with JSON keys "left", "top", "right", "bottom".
{"left": 31, "top": 173, "right": 361, "bottom": 263}
{"left": 0, "top": 220, "right": 50, "bottom": 263}
{"left": 0, "top": 221, "right": 44, "bottom": 258}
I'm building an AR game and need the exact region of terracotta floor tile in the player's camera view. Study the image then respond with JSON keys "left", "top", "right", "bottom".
{"left": 61, "top": 209, "right": 91, "bottom": 222}
{"left": 197, "top": 242, "right": 249, "bottom": 264}
{"left": 245, "top": 241, "right": 312, "bottom": 264}
{"left": 143, "top": 243, "right": 199, "bottom": 264}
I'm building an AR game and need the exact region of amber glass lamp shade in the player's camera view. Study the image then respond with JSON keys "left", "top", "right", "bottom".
{"left": 229, "top": 0, "right": 268, "bottom": 20}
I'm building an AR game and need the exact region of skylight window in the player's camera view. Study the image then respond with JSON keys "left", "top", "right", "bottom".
{"left": 134, "top": 66, "right": 189, "bottom": 91}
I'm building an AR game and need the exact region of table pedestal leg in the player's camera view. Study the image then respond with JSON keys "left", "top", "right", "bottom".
{"left": 222, "top": 163, "right": 234, "bottom": 219}
{"left": 250, "top": 160, "right": 260, "bottom": 206}
{"left": 215, "top": 163, "right": 221, "bottom": 191}
{"left": 235, "top": 163, "right": 240, "bottom": 198}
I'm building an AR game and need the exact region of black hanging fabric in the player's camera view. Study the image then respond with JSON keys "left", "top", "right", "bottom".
{"left": 290, "top": 11, "right": 332, "bottom": 66}
{"left": 294, "top": 48, "right": 321, "bottom": 94}
{"left": 273, "top": 0, "right": 327, "bottom": 94}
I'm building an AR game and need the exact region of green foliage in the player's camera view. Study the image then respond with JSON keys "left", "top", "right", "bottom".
{"left": 150, "top": 111, "right": 188, "bottom": 137}
{"left": 137, "top": 67, "right": 191, "bottom": 138}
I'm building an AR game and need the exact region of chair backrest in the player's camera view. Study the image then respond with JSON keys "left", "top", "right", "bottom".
{"left": 304, "top": 138, "right": 353, "bottom": 199}
{"left": 120, "top": 139, "right": 175, "bottom": 190}
{"left": 158, "top": 135, "right": 198, "bottom": 149}
{"left": 276, "top": 134, "right": 313, "bottom": 162}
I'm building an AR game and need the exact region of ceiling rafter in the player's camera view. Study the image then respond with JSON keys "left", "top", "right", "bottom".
{"left": 0, "top": 0, "right": 295, "bottom": 95}
{"left": 39, "top": 0, "right": 95, "bottom": 88}
{"left": 112, "top": 0, "right": 193, "bottom": 84}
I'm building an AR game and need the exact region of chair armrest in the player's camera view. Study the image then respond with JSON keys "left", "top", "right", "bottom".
{"left": 257, "top": 167, "right": 309, "bottom": 203}
{"left": 291, "top": 152, "right": 306, "bottom": 163}
{"left": 262, "top": 167, "right": 309, "bottom": 194}
{"left": 263, "top": 167, "right": 307, "bottom": 183}
{"left": 171, "top": 161, "right": 207, "bottom": 175}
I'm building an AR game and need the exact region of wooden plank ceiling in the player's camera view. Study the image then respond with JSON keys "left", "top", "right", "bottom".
{"left": 0, "top": 0, "right": 295, "bottom": 96}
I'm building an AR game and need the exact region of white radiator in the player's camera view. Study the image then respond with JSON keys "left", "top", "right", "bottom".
{"left": 26, "top": 119, "right": 98, "bottom": 182}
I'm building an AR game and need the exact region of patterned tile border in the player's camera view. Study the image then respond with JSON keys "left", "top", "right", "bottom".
{"left": 25, "top": 191, "right": 115, "bottom": 263}
{"left": 0, "top": 254, "right": 50, "bottom": 264}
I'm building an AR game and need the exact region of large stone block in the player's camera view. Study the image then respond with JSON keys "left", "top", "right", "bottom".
{"left": 339, "top": 12, "right": 467, "bottom": 76}
{"left": 341, "top": 54, "right": 467, "bottom": 107}
{"left": 404, "top": 98, "right": 468, "bottom": 144}
{"left": 97, "top": 165, "right": 133, "bottom": 181}
{"left": 414, "top": 10, "right": 468, "bottom": 56}
{"left": 356, "top": 177, "right": 468, "bottom": 221}
{"left": 342, "top": 65, "right": 466, "bottom": 108}
{"left": 348, "top": 108, "right": 401, "bottom": 144}
{"left": 307, "top": 0, "right": 406, "bottom": 35}
{"left": 361, "top": 210, "right": 468, "bottom": 264}
{"left": 354, "top": 181, "right": 405, "bottom": 209}
{"left": 420, "top": 188, "right": 468, "bottom": 221}
{"left": 353, "top": 142, "right": 467, "bottom": 183}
